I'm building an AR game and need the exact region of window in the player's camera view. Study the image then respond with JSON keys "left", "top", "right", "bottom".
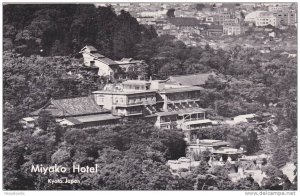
{"left": 90, "top": 61, "right": 95, "bottom": 66}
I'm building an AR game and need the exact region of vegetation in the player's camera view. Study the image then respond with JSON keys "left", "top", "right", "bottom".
{"left": 3, "top": 4, "right": 157, "bottom": 58}
{"left": 3, "top": 4, "right": 297, "bottom": 190}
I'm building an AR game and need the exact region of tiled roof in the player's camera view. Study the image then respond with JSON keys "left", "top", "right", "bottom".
{"left": 98, "top": 57, "right": 118, "bottom": 66}
{"left": 80, "top": 45, "right": 98, "bottom": 53}
{"left": 80, "top": 46, "right": 117, "bottom": 66}
{"left": 92, "top": 53, "right": 105, "bottom": 58}
{"left": 74, "top": 114, "right": 121, "bottom": 123}
{"left": 51, "top": 97, "right": 108, "bottom": 116}
{"left": 65, "top": 117, "right": 83, "bottom": 125}
{"left": 31, "top": 96, "right": 109, "bottom": 117}
{"left": 85, "top": 45, "right": 98, "bottom": 52}
{"left": 167, "top": 72, "right": 217, "bottom": 86}
{"left": 160, "top": 86, "right": 204, "bottom": 93}
{"left": 189, "top": 139, "right": 229, "bottom": 147}
{"left": 92, "top": 90, "right": 156, "bottom": 95}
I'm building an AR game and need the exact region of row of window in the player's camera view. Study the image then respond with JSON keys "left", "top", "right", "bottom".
{"left": 128, "top": 96, "right": 155, "bottom": 103}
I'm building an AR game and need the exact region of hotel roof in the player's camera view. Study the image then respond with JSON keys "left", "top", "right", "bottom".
{"left": 92, "top": 89, "right": 157, "bottom": 95}
{"left": 74, "top": 114, "right": 121, "bottom": 123}
{"left": 159, "top": 86, "right": 203, "bottom": 93}
{"left": 31, "top": 96, "right": 109, "bottom": 117}
{"left": 156, "top": 108, "right": 206, "bottom": 116}
{"left": 167, "top": 72, "right": 217, "bottom": 86}
{"left": 189, "top": 139, "right": 229, "bottom": 147}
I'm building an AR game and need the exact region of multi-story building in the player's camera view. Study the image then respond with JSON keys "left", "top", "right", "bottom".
{"left": 245, "top": 11, "right": 278, "bottom": 27}
{"left": 80, "top": 46, "right": 147, "bottom": 80}
{"left": 154, "top": 82, "right": 214, "bottom": 140}
{"left": 213, "top": 12, "right": 233, "bottom": 25}
{"left": 93, "top": 82, "right": 157, "bottom": 117}
{"left": 203, "top": 25, "right": 223, "bottom": 37}
{"left": 222, "top": 18, "right": 244, "bottom": 35}
{"left": 273, "top": 10, "right": 297, "bottom": 26}
{"left": 223, "top": 25, "right": 244, "bottom": 35}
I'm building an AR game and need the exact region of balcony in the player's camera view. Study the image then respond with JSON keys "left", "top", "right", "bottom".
{"left": 125, "top": 100, "right": 156, "bottom": 106}
{"left": 167, "top": 98, "right": 201, "bottom": 103}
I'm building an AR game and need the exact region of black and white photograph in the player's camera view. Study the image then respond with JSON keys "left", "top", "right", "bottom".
{"left": 2, "top": 1, "right": 298, "bottom": 192}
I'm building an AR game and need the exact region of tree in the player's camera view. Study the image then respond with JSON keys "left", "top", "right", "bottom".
{"left": 227, "top": 124, "right": 259, "bottom": 155}
{"left": 195, "top": 4, "right": 205, "bottom": 11}
{"left": 166, "top": 8, "right": 175, "bottom": 18}
{"left": 235, "top": 176, "right": 260, "bottom": 190}
{"left": 37, "top": 110, "right": 55, "bottom": 131}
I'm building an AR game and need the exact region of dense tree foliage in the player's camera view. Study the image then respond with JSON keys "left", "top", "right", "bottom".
{"left": 3, "top": 120, "right": 188, "bottom": 190}
{"left": 3, "top": 4, "right": 157, "bottom": 58}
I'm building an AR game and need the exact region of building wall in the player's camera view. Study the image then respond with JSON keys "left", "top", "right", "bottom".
{"left": 95, "top": 61, "right": 114, "bottom": 77}
{"left": 82, "top": 53, "right": 114, "bottom": 77}
{"left": 94, "top": 94, "right": 114, "bottom": 110}
{"left": 94, "top": 92, "right": 156, "bottom": 111}
{"left": 113, "top": 105, "right": 143, "bottom": 116}
{"left": 274, "top": 11, "right": 297, "bottom": 25}
{"left": 159, "top": 90, "right": 201, "bottom": 112}
{"left": 255, "top": 17, "right": 277, "bottom": 27}
{"left": 223, "top": 26, "right": 243, "bottom": 35}
{"left": 82, "top": 53, "right": 94, "bottom": 67}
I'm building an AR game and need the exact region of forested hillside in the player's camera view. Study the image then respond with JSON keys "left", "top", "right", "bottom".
{"left": 3, "top": 4, "right": 157, "bottom": 58}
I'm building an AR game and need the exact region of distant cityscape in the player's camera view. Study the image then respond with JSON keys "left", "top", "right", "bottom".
{"left": 96, "top": 2, "right": 297, "bottom": 51}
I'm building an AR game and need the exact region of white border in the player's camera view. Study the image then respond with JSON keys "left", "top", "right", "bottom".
{"left": 0, "top": 1, "right": 299, "bottom": 196}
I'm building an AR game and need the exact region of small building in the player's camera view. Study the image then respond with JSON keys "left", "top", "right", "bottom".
{"left": 187, "top": 139, "right": 244, "bottom": 162}
{"left": 204, "top": 25, "right": 223, "bottom": 37}
{"left": 223, "top": 19, "right": 244, "bottom": 35}
{"left": 79, "top": 46, "right": 147, "bottom": 80}
{"left": 225, "top": 114, "right": 256, "bottom": 125}
{"left": 79, "top": 46, "right": 119, "bottom": 79}
{"left": 223, "top": 24, "right": 244, "bottom": 35}
{"left": 20, "top": 117, "right": 36, "bottom": 129}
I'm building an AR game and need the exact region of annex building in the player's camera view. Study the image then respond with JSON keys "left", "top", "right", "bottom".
{"left": 79, "top": 45, "right": 147, "bottom": 80}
